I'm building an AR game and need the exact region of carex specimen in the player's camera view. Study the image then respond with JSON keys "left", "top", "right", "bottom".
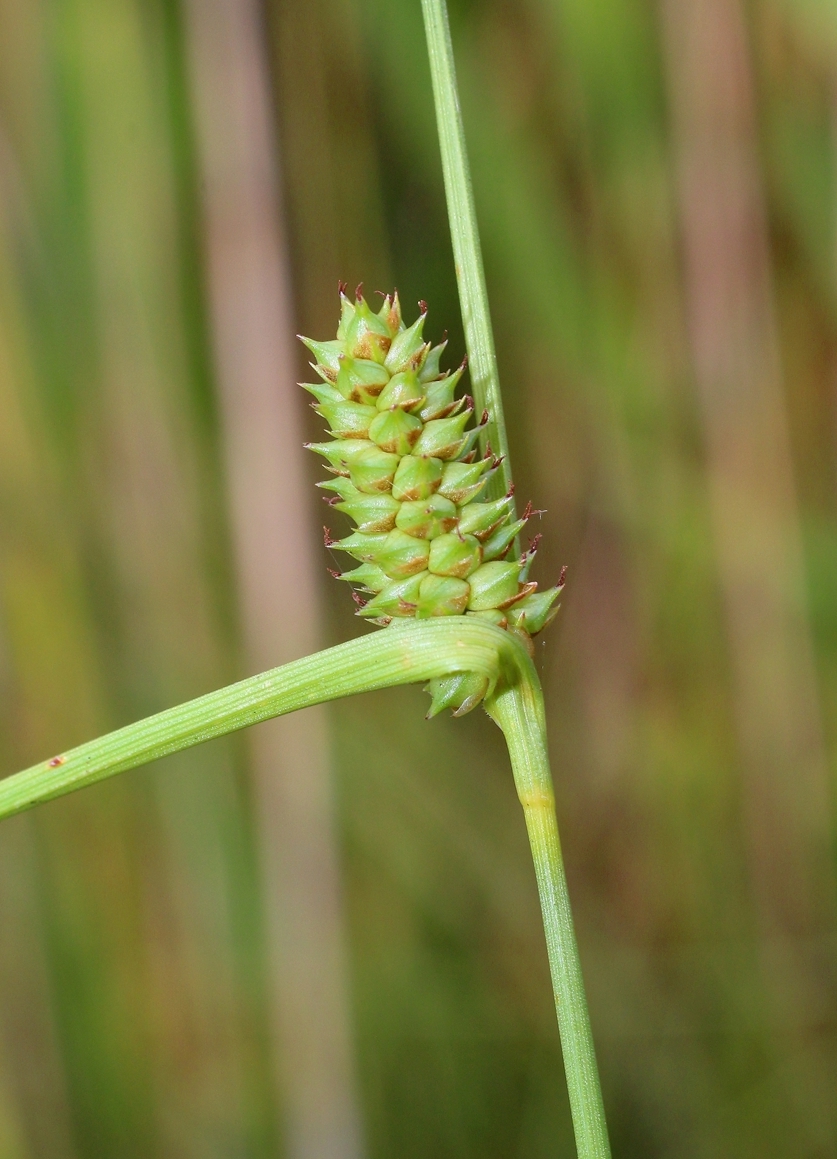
{"left": 302, "top": 287, "right": 563, "bottom": 717}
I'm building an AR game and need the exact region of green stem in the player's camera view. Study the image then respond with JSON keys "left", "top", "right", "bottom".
{"left": 487, "top": 677, "right": 612, "bottom": 1159}
{"left": 420, "top": 0, "right": 514, "bottom": 511}
{"left": 0, "top": 619, "right": 516, "bottom": 823}
{"left": 421, "top": 4, "right": 609, "bottom": 1152}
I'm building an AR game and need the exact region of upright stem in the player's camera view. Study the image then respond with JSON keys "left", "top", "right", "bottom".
{"left": 420, "top": 0, "right": 515, "bottom": 511}
{"left": 487, "top": 678, "right": 611, "bottom": 1159}
{"left": 421, "top": 5, "right": 609, "bottom": 1151}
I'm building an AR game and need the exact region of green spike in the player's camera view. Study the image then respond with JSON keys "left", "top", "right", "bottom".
{"left": 300, "top": 295, "right": 561, "bottom": 680}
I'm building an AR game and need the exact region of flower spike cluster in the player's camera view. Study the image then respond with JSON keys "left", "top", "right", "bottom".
{"left": 301, "top": 289, "right": 562, "bottom": 715}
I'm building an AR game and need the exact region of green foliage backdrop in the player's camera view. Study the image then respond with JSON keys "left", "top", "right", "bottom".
{"left": 1, "top": 0, "right": 836, "bottom": 1155}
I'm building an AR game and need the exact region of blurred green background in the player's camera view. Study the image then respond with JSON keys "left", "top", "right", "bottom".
{"left": 1, "top": 0, "right": 837, "bottom": 1155}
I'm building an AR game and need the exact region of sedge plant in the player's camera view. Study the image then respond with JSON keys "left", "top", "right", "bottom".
{"left": 0, "top": 1, "right": 611, "bottom": 1155}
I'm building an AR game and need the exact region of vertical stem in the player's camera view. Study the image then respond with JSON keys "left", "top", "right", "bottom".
{"left": 487, "top": 677, "right": 611, "bottom": 1159}
{"left": 421, "top": 4, "right": 606, "bottom": 1147}
{"left": 420, "top": 0, "right": 516, "bottom": 511}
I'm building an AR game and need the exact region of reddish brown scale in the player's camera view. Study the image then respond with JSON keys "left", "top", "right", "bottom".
{"left": 48, "top": 756, "right": 66, "bottom": 768}
{"left": 323, "top": 526, "right": 336, "bottom": 548}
